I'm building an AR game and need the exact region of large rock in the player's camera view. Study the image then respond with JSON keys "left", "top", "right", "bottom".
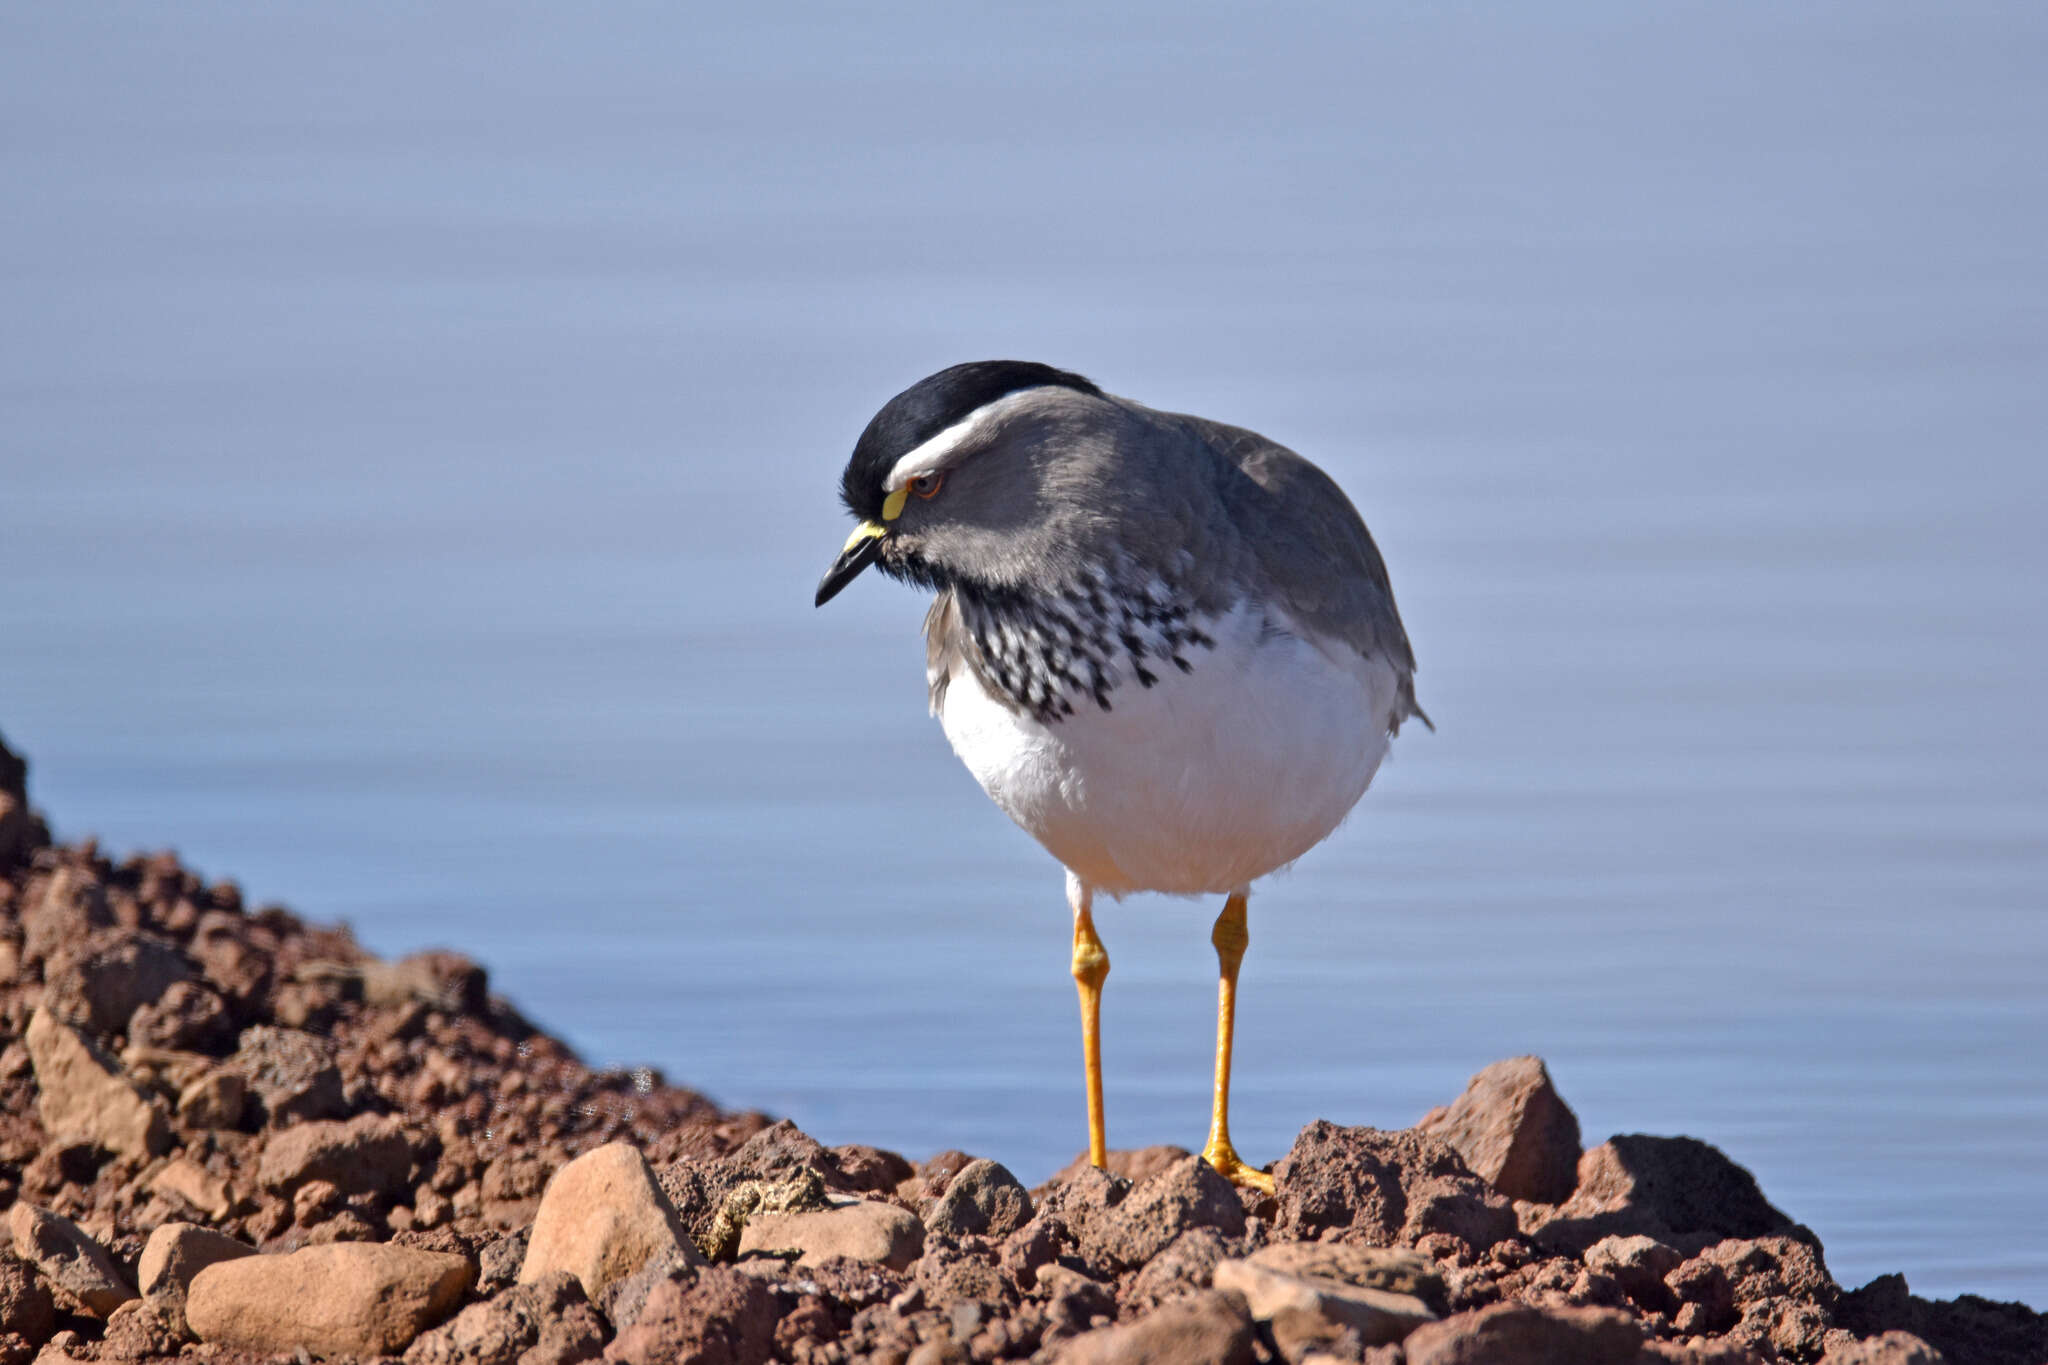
{"left": 924, "top": 1159, "right": 1033, "bottom": 1240}
{"left": 7, "top": 1203, "right": 135, "bottom": 1318}
{"left": 187, "top": 1242, "right": 472, "bottom": 1356}
{"left": 1416, "top": 1057, "right": 1581, "bottom": 1205}
{"left": 603, "top": 1265, "right": 781, "bottom": 1365}
{"left": 227, "top": 1025, "right": 345, "bottom": 1124}
{"left": 739, "top": 1197, "right": 925, "bottom": 1271}
{"left": 521, "top": 1142, "right": 701, "bottom": 1304}
{"left": 1056, "top": 1288, "right": 1254, "bottom": 1365}
{"left": 1272, "top": 1121, "right": 1516, "bottom": 1251}
{"left": 1403, "top": 1302, "right": 1643, "bottom": 1365}
{"left": 136, "top": 1224, "right": 256, "bottom": 1301}
{"left": 1533, "top": 1136, "right": 1795, "bottom": 1254}
{"left": 404, "top": 1270, "right": 606, "bottom": 1365}
{"left": 23, "top": 1008, "right": 171, "bottom": 1160}
{"left": 1212, "top": 1255, "right": 1437, "bottom": 1349}
{"left": 1081, "top": 1155, "right": 1245, "bottom": 1271}
{"left": 258, "top": 1113, "right": 416, "bottom": 1198}
{"left": 42, "top": 931, "right": 197, "bottom": 1040}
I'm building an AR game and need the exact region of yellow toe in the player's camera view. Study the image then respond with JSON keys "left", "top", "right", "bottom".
{"left": 1201, "top": 1139, "right": 1277, "bottom": 1195}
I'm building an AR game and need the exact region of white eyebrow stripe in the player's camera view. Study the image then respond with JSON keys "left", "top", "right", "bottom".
{"left": 883, "top": 387, "right": 1054, "bottom": 491}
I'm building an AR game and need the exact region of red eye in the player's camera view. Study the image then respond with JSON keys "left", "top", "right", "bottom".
{"left": 911, "top": 472, "right": 945, "bottom": 499}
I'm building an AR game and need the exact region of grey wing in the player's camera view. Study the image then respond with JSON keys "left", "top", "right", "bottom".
{"left": 1189, "top": 416, "right": 1432, "bottom": 734}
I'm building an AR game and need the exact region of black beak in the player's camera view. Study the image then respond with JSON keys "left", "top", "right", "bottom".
{"left": 815, "top": 531, "right": 885, "bottom": 607}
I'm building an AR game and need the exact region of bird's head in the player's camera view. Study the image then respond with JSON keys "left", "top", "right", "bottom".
{"left": 814, "top": 360, "right": 1122, "bottom": 606}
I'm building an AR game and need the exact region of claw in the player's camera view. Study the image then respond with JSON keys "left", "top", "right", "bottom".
{"left": 1201, "top": 1139, "right": 1276, "bottom": 1195}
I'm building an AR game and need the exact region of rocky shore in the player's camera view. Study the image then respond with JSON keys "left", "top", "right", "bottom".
{"left": 0, "top": 731, "right": 2041, "bottom": 1365}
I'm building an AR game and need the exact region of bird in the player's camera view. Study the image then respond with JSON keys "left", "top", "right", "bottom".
{"left": 814, "top": 360, "right": 1428, "bottom": 1192}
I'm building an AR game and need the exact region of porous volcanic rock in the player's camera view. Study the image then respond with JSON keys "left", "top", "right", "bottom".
{"left": 404, "top": 1269, "right": 607, "bottom": 1365}
{"left": 925, "top": 1158, "right": 1033, "bottom": 1240}
{"left": 602, "top": 1264, "right": 781, "bottom": 1365}
{"left": 1082, "top": 1154, "right": 1245, "bottom": 1270}
{"left": 1273, "top": 1121, "right": 1517, "bottom": 1250}
{"left": 0, "top": 1249, "right": 57, "bottom": 1356}
{"left": 1532, "top": 1135, "right": 1797, "bottom": 1254}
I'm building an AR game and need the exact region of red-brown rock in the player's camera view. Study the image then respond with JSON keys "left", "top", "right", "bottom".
{"left": 1273, "top": 1122, "right": 1516, "bottom": 1251}
{"left": 1836, "top": 1273, "right": 2048, "bottom": 1365}
{"left": 19, "top": 868, "right": 112, "bottom": 969}
{"left": 404, "top": 1269, "right": 606, "bottom": 1365}
{"left": 227, "top": 1024, "right": 345, "bottom": 1123}
{"left": 259, "top": 1112, "right": 416, "bottom": 1198}
{"left": 1417, "top": 1056, "right": 1582, "bottom": 1205}
{"left": 136, "top": 1222, "right": 256, "bottom": 1300}
{"left": 7, "top": 1203, "right": 134, "bottom": 1317}
{"left": 186, "top": 1242, "right": 473, "bottom": 1355}
{"left": 603, "top": 1265, "right": 781, "bottom": 1365}
{"left": 925, "top": 1158, "right": 1033, "bottom": 1240}
{"left": 1403, "top": 1301, "right": 1643, "bottom": 1364}
{"left": 1534, "top": 1136, "right": 1795, "bottom": 1255}
{"left": 41, "top": 930, "right": 196, "bottom": 1040}
{"left": 1082, "top": 1155, "right": 1245, "bottom": 1272}
{"left": 1819, "top": 1331, "right": 1947, "bottom": 1364}
{"left": 129, "top": 979, "right": 235, "bottom": 1053}
{"left": 1056, "top": 1287, "right": 1254, "bottom": 1365}
{"left": 521, "top": 1141, "right": 701, "bottom": 1304}
{"left": 1584, "top": 1233, "right": 1684, "bottom": 1314}
{"left": 0, "top": 1250, "right": 56, "bottom": 1354}
{"left": 23, "top": 1007, "right": 171, "bottom": 1160}
{"left": 741, "top": 1197, "right": 926, "bottom": 1272}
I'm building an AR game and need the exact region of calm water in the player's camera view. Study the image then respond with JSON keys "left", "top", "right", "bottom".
{"left": 5, "top": 4, "right": 2045, "bottom": 1305}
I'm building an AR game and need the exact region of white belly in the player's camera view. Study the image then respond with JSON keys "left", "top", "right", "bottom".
{"left": 934, "top": 601, "right": 1400, "bottom": 897}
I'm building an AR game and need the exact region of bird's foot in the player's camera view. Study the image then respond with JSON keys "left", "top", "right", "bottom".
{"left": 1201, "top": 1138, "right": 1276, "bottom": 1195}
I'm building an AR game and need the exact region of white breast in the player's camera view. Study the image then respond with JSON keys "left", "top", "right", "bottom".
{"left": 934, "top": 600, "right": 1400, "bottom": 897}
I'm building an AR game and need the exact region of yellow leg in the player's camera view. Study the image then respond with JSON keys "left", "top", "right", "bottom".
{"left": 1069, "top": 880, "right": 1110, "bottom": 1169}
{"left": 1201, "top": 892, "right": 1275, "bottom": 1193}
